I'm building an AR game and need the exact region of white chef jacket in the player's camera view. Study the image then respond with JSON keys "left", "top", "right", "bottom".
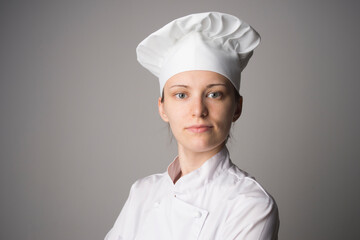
{"left": 105, "top": 146, "right": 279, "bottom": 240}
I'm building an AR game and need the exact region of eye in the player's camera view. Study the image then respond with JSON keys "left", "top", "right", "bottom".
{"left": 207, "top": 92, "right": 222, "bottom": 99}
{"left": 175, "top": 93, "right": 187, "bottom": 99}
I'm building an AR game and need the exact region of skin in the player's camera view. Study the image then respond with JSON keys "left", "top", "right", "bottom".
{"left": 158, "top": 70, "right": 243, "bottom": 182}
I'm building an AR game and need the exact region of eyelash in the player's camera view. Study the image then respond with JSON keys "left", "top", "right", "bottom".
{"left": 207, "top": 91, "right": 222, "bottom": 98}
{"left": 175, "top": 93, "right": 187, "bottom": 99}
{"left": 174, "top": 91, "right": 223, "bottom": 99}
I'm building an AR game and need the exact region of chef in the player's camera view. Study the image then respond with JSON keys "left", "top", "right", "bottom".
{"left": 105, "top": 12, "right": 279, "bottom": 240}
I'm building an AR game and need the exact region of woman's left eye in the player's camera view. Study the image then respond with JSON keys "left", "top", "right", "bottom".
{"left": 207, "top": 92, "right": 222, "bottom": 98}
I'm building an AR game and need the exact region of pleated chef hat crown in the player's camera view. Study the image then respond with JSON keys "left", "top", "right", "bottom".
{"left": 136, "top": 12, "right": 261, "bottom": 95}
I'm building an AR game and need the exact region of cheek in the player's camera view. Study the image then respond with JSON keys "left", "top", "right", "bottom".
{"left": 211, "top": 104, "right": 235, "bottom": 128}
{"left": 164, "top": 103, "right": 186, "bottom": 125}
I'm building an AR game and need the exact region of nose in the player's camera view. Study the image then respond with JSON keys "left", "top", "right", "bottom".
{"left": 191, "top": 96, "right": 208, "bottom": 118}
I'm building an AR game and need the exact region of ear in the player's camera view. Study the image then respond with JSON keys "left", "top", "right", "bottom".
{"left": 232, "top": 96, "right": 243, "bottom": 122}
{"left": 158, "top": 97, "right": 169, "bottom": 122}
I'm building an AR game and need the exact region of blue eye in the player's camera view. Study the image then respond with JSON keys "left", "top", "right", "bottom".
{"left": 175, "top": 93, "right": 187, "bottom": 99}
{"left": 208, "top": 92, "right": 222, "bottom": 98}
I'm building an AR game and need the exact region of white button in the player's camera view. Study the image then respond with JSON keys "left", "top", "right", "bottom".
{"left": 194, "top": 211, "right": 202, "bottom": 218}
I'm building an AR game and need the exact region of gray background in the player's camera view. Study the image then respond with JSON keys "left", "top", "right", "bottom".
{"left": 1, "top": 0, "right": 359, "bottom": 239}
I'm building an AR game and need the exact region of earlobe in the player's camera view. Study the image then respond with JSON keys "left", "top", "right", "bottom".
{"left": 158, "top": 97, "right": 169, "bottom": 122}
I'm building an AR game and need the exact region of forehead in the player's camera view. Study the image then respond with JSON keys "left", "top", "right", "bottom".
{"left": 165, "top": 70, "right": 231, "bottom": 88}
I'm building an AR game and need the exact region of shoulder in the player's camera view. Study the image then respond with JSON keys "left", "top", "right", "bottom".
{"left": 132, "top": 171, "right": 168, "bottom": 187}
{"left": 218, "top": 162, "right": 278, "bottom": 219}
{"left": 128, "top": 172, "right": 168, "bottom": 198}
{"left": 222, "top": 162, "right": 274, "bottom": 199}
{"left": 219, "top": 163, "right": 279, "bottom": 239}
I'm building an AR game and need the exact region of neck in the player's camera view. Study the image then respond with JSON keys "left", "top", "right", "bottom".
{"left": 177, "top": 143, "right": 226, "bottom": 177}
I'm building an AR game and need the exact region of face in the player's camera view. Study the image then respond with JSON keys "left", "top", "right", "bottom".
{"left": 158, "top": 70, "right": 242, "bottom": 154}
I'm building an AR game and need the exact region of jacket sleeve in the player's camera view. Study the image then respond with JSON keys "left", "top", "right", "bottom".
{"left": 104, "top": 184, "right": 137, "bottom": 240}
{"left": 222, "top": 196, "right": 279, "bottom": 240}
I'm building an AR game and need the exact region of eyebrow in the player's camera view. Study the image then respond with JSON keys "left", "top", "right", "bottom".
{"left": 207, "top": 83, "right": 227, "bottom": 88}
{"left": 169, "top": 84, "right": 188, "bottom": 89}
{"left": 169, "top": 83, "right": 227, "bottom": 89}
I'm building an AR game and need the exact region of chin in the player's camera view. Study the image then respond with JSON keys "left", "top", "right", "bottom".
{"left": 183, "top": 139, "right": 225, "bottom": 153}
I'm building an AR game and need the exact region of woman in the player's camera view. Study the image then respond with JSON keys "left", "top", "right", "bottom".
{"left": 105, "top": 12, "right": 279, "bottom": 240}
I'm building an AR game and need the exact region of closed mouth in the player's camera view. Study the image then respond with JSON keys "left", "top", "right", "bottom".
{"left": 185, "top": 125, "right": 213, "bottom": 133}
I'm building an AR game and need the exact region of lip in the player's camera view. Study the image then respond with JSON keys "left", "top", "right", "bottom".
{"left": 185, "top": 125, "right": 213, "bottom": 133}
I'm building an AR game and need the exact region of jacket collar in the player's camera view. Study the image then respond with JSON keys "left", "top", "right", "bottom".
{"left": 166, "top": 146, "right": 232, "bottom": 193}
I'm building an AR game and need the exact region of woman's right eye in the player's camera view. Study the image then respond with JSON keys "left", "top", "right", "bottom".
{"left": 175, "top": 93, "right": 187, "bottom": 99}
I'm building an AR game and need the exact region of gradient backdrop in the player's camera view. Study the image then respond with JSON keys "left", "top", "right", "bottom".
{"left": 1, "top": 0, "right": 359, "bottom": 239}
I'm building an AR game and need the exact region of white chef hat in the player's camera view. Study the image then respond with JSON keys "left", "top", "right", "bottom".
{"left": 136, "top": 12, "right": 261, "bottom": 95}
